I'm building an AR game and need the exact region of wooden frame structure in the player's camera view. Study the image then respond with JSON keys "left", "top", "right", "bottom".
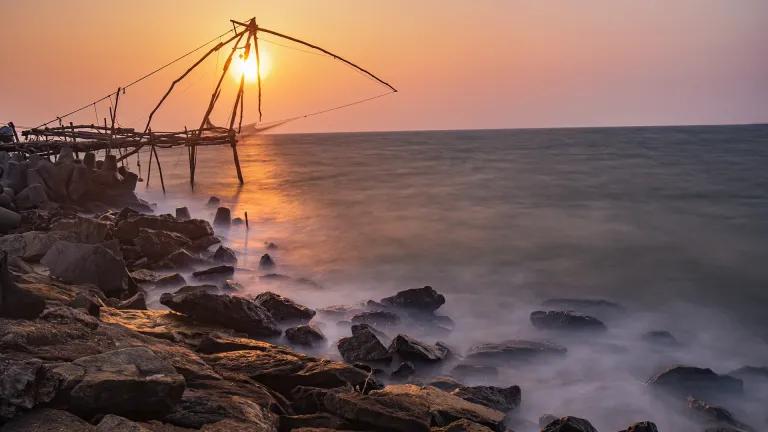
{"left": 11, "top": 17, "right": 396, "bottom": 192}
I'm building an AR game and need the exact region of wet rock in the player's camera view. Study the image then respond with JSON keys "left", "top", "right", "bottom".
{"left": 381, "top": 286, "right": 445, "bottom": 313}
{"left": 260, "top": 253, "right": 275, "bottom": 269}
{"left": 642, "top": 330, "right": 679, "bottom": 347}
{"left": 618, "top": 421, "right": 659, "bottom": 432}
{"left": 392, "top": 361, "right": 416, "bottom": 379}
{"left": 116, "top": 291, "right": 147, "bottom": 310}
{"left": 648, "top": 366, "right": 743, "bottom": 400}
{"left": 192, "top": 265, "right": 234, "bottom": 281}
{"left": 160, "top": 287, "right": 280, "bottom": 338}
{"left": 530, "top": 310, "right": 607, "bottom": 332}
{"left": 541, "top": 416, "right": 597, "bottom": 432}
{"left": 388, "top": 334, "right": 449, "bottom": 362}
{"left": 135, "top": 228, "right": 192, "bottom": 260}
{"left": 41, "top": 241, "right": 137, "bottom": 299}
{"left": 432, "top": 419, "right": 496, "bottom": 432}
{"left": 337, "top": 323, "right": 391, "bottom": 363}
{"left": 285, "top": 324, "right": 326, "bottom": 347}
{"left": 188, "top": 235, "right": 220, "bottom": 253}
{"left": 175, "top": 207, "right": 191, "bottom": 221}
{"left": 687, "top": 398, "right": 755, "bottom": 431}
{"left": 1, "top": 408, "right": 95, "bottom": 431}
{"left": 206, "top": 196, "right": 220, "bottom": 208}
{"left": 253, "top": 291, "right": 316, "bottom": 323}
{"left": 1, "top": 251, "right": 46, "bottom": 319}
{"left": 15, "top": 184, "right": 49, "bottom": 210}
{"left": 465, "top": 340, "right": 567, "bottom": 364}
{"left": 115, "top": 214, "right": 213, "bottom": 242}
{"left": 212, "top": 245, "right": 237, "bottom": 264}
{"left": 352, "top": 310, "right": 400, "bottom": 327}
{"left": 212, "top": 207, "right": 231, "bottom": 228}
{"left": 68, "top": 347, "right": 185, "bottom": 419}
{"left": 450, "top": 385, "right": 521, "bottom": 413}
{"left": 69, "top": 292, "right": 103, "bottom": 317}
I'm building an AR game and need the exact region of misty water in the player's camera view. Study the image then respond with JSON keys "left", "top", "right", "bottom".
{"left": 138, "top": 124, "right": 768, "bottom": 431}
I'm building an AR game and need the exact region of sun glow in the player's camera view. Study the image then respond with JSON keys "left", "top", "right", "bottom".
{"left": 230, "top": 47, "right": 272, "bottom": 83}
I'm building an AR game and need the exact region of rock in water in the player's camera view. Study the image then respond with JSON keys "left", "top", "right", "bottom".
{"left": 212, "top": 245, "right": 237, "bottom": 264}
{"left": 134, "top": 228, "right": 192, "bottom": 260}
{"left": 337, "top": 323, "right": 392, "bottom": 363}
{"left": 381, "top": 285, "right": 445, "bottom": 313}
{"left": 192, "top": 265, "right": 235, "bottom": 280}
{"left": 159, "top": 287, "right": 280, "bottom": 337}
{"left": 465, "top": 340, "right": 567, "bottom": 364}
{"left": 687, "top": 397, "right": 755, "bottom": 431}
{"left": 542, "top": 416, "right": 598, "bottom": 432}
{"left": 285, "top": 324, "right": 326, "bottom": 347}
{"left": 648, "top": 366, "right": 743, "bottom": 400}
{"left": 213, "top": 207, "right": 231, "bottom": 229}
{"left": 175, "top": 206, "right": 191, "bottom": 221}
{"left": 253, "top": 291, "right": 316, "bottom": 323}
{"left": 619, "top": 421, "right": 659, "bottom": 432}
{"left": 388, "top": 334, "right": 449, "bottom": 362}
{"left": 450, "top": 385, "right": 521, "bottom": 413}
{"left": 206, "top": 196, "right": 221, "bottom": 207}
{"left": 114, "top": 214, "right": 213, "bottom": 242}
{"left": 259, "top": 253, "right": 275, "bottom": 269}
{"left": 41, "top": 241, "right": 137, "bottom": 299}
{"left": 351, "top": 310, "right": 400, "bottom": 327}
{"left": 68, "top": 347, "right": 185, "bottom": 419}
{"left": 530, "top": 310, "right": 607, "bottom": 332}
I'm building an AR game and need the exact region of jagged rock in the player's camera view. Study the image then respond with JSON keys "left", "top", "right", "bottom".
{"left": 72, "top": 216, "right": 111, "bottom": 243}
{"left": 465, "top": 340, "right": 567, "bottom": 364}
{"left": 67, "top": 347, "right": 185, "bottom": 418}
{"left": 116, "top": 291, "right": 147, "bottom": 310}
{"left": 188, "top": 235, "right": 220, "bottom": 252}
{"left": 541, "top": 416, "right": 598, "bottom": 432}
{"left": 259, "top": 253, "right": 275, "bottom": 269}
{"left": 175, "top": 207, "right": 191, "bottom": 221}
{"left": 192, "top": 265, "right": 234, "bottom": 280}
{"left": 0, "top": 251, "right": 46, "bottom": 319}
{"left": 114, "top": 214, "right": 213, "bottom": 242}
{"left": 0, "top": 206, "right": 21, "bottom": 232}
{"left": 0, "top": 358, "right": 57, "bottom": 421}
{"left": 450, "top": 385, "right": 521, "bottom": 413}
{"left": 253, "top": 291, "right": 316, "bottom": 323}
{"left": 212, "top": 245, "right": 237, "bottom": 264}
{"left": 135, "top": 228, "right": 192, "bottom": 260}
{"left": 642, "top": 330, "right": 679, "bottom": 347}
{"left": 206, "top": 196, "right": 220, "bottom": 207}
{"left": 388, "top": 334, "right": 449, "bottom": 362}
{"left": 687, "top": 398, "right": 755, "bottom": 431}
{"left": 392, "top": 361, "right": 416, "bottom": 379}
{"left": 0, "top": 230, "right": 75, "bottom": 261}
{"left": 351, "top": 310, "right": 400, "bottom": 327}
{"left": 0, "top": 408, "right": 95, "bottom": 431}
{"left": 41, "top": 241, "right": 137, "bottom": 298}
{"left": 381, "top": 286, "right": 445, "bottom": 313}
{"left": 14, "top": 184, "right": 49, "bottom": 210}
{"left": 157, "top": 249, "right": 207, "bottom": 269}
{"left": 156, "top": 273, "right": 187, "bottom": 288}
{"left": 69, "top": 292, "right": 103, "bottom": 317}
{"left": 530, "top": 310, "right": 607, "bottom": 332}
{"left": 432, "top": 419, "right": 495, "bottom": 432}
{"left": 618, "top": 421, "right": 659, "bottom": 432}
{"left": 285, "top": 325, "right": 326, "bottom": 347}
{"left": 213, "top": 207, "right": 231, "bottom": 228}
{"left": 160, "top": 287, "right": 280, "bottom": 338}
{"left": 337, "top": 324, "right": 391, "bottom": 363}
{"left": 648, "top": 366, "right": 743, "bottom": 400}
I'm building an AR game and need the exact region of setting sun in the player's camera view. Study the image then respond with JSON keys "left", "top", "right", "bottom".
{"left": 230, "top": 47, "right": 271, "bottom": 83}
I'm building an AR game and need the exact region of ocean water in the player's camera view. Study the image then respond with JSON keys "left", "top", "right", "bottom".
{"left": 138, "top": 124, "right": 768, "bottom": 430}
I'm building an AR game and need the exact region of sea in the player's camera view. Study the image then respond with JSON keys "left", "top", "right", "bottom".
{"left": 139, "top": 124, "right": 768, "bottom": 430}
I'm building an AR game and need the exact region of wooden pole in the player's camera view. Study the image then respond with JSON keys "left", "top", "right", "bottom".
{"left": 228, "top": 60, "right": 246, "bottom": 185}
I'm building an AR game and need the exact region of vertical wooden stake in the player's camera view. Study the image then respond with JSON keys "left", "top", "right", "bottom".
{"left": 245, "top": 211, "right": 249, "bottom": 229}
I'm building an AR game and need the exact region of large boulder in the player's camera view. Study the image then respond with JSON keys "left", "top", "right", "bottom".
{"left": 0, "top": 230, "right": 75, "bottom": 261}
{"left": 285, "top": 325, "right": 326, "bottom": 347}
{"left": 648, "top": 366, "right": 743, "bottom": 400}
{"left": 14, "top": 184, "right": 49, "bottom": 210}
{"left": 212, "top": 245, "right": 237, "bottom": 264}
{"left": 0, "top": 206, "right": 21, "bottom": 232}
{"left": 381, "top": 286, "right": 445, "bottom": 313}
{"left": 687, "top": 397, "right": 755, "bottom": 431}
{"left": 253, "top": 291, "right": 316, "bottom": 323}
{"left": 450, "top": 385, "right": 521, "bottom": 413}
{"left": 0, "top": 251, "right": 46, "bottom": 319}
{"left": 530, "top": 310, "right": 607, "bottom": 332}
{"left": 0, "top": 358, "right": 57, "bottom": 421}
{"left": 465, "top": 340, "right": 567, "bottom": 364}
{"left": 160, "top": 287, "right": 280, "bottom": 338}
{"left": 351, "top": 310, "right": 400, "bottom": 327}
{"left": 114, "top": 214, "right": 213, "bottom": 242}
{"left": 387, "top": 334, "right": 448, "bottom": 362}
{"left": 134, "top": 228, "right": 192, "bottom": 260}
{"left": 542, "top": 416, "right": 598, "bottom": 432}
{"left": 41, "top": 241, "right": 137, "bottom": 298}
{"left": 337, "top": 324, "right": 391, "bottom": 363}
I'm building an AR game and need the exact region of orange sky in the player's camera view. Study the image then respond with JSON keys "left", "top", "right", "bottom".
{"left": 2, "top": 0, "right": 767, "bottom": 133}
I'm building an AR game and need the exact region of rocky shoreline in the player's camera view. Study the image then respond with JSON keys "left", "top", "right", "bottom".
{"left": 0, "top": 149, "right": 764, "bottom": 431}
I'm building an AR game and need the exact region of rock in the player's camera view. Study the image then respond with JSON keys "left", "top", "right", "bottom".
{"left": 72, "top": 216, "right": 111, "bottom": 243}
{"left": 541, "top": 416, "right": 597, "bottom": 432}
{"left": 192, "top": 265, "right": 235, "bottom": 281}
{"left": 0, "top": 230, "right": 76, "bottom": 262}
{"left": 259, "top": 253, "right": 275, "bottom": 269}
{"left": 351, "top": 310, "right": 400, "bottom": 327}
{"left": 69, "top": 292, "right": 103, "bottom": 317}
{"left": 449, "top": 365, "right": 499, "bottom": 380}
{"left": 212, "top": 245, "right": 237, "bottom": 264}
{"left": 618, "top": 421, "right": 659, "bottom": 432}
{"left": 542, "top": 298, "right": 624, "bottom": 313}
{"left": 96, "top": 415, "right": 153, "bottom": 432}
{"left": 206, "top": 196, "right": 220, "bottom": 208}
{"left": 388, "top": 334, "right": 449, "bottom": 362}
{"left": 728, "top": 366, "right": 768, "bottom": 386}
{"left": 102, "top": 154, "right": 118, "bottom": 172}
{"left": 642, "top": 330, "right": 679, "bottom": 347}
{"left": 156, "top": 273, "right": 187, "bottom": 289}
{"left": 0, "top": 358, "right": 56, "bottom": 421}
{"left": 213, "top": 207, "right": 231, "bottom": 228}
{"left": 285, "top": 325, "right": 326, "bottom": 347}
{"left": 380, "top": 286, "right": 445, "bottom": 313}
{"left": 0, "top": 251, "right": 46, "bottom": 319}
{"left": 687, "top": 398, "right": 755, "bottom": 431}
{"left": 265, "top": 242, "right": 278, "bottom": 250}
{"left": 135, "top": 228, "right": 192, "bottom": 260}
{"left": 68, "top": 164, "right": 91, "bottom": 201}
{"left": 648, "top": 366, "right": 743, "bottom": 400}
{"left": 529, "top": 310, "right": 607, "bottom": 332}
{"left": 337, "top": 324, "right": 391, "bottom": 363}
{"left": 188, "top": 235, "right": 220, "bottom": 252}
{"left": 253, "top": 291, "right": 316, "bottom": 323}
{"left": 41, "top": 241, "right": 137, "bottom": 299}
{"left": 392, "top": 361, "right": 416, "bottom": 379}
{"left": 67, "top": 347, "right": 185, "bottom": 419}
{"left": 232, "top": 217, "right": 244, "bottom": 225}
{"left": 116, "top": 291, "right": 147, "bottom": 310}
{"left": 279, "top": 412, "right": 352, "bottom": 431}
{"left": 450, "top": 385, "right": 521, "bottom": 413}
{"left": 425, "top": 376, "right": 464, "bottom": 392}
{"left": 431, "top": 419, "right": 496, "bottom": 432}
{"left": 158, "top": 249, "right": 206, "bottom": 269}
{"left": 114, "top": 214, "right": 213, "bottom": 242}
{"left": 0, "top": 408, "right": 95, "bottom": 431}
{"left": 175, "top": 207, "right": 191, "bottom": 221}
{"left": 220, "top": 280, "right": 243, "bottom": 291}
{"left": 465, "top": 340, "right": 567, "bottom": 364}
{"left": 160, "top": 287, "right": 280, "bottom": 338}
{"left": 0, "top": 206, "right": 21, "bottom": 232}
{"left": 14, "top": 184, "right": 49, "bottom": 210}
{"left": 317, "top": 304, "right": 364, "bottom": 320}
{"left": 2, "top": 160, "right": 27, "bottom": 194}
{"left": 83, "top": 152, "right": 96, "bottom": 169}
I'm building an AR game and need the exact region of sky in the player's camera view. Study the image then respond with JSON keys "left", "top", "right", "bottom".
{"left": 1, "top": 0, "right": 767, "bottom": 133}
